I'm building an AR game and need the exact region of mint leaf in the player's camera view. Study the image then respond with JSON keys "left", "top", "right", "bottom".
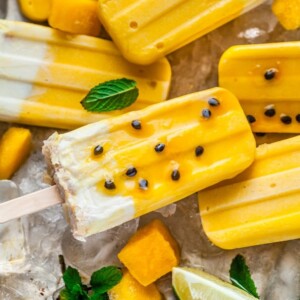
{"left": 90, "top": 266, "right": 122, "bottom": 294}
{"left": 81, "top": 78, "right": 139, "bottom": 112}
{"left": 71, "top": 283, "right": 89, "bottom": 299}
{"left": 63, "top": 266, "right": 82, "bottom": 292}
{"left": 230, "top": 254, "right": 260, "bottom": 299}
{"left": 59, "top": 288, "right": 76, "bottom": 300}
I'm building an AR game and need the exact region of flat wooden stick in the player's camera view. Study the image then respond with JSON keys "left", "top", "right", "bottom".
{"left": 0, "top": 185, "right": 63, "bottom": 223}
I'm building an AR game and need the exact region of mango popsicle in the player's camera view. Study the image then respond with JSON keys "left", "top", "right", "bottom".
{"left": 199, "top": 135, "right": 300, "bottom": 249}
{"left": 219, "top": 42, "right": 300, "bottom": 133}
{"left": 0, "top": 20, "right": 171, "bottom": 129}
{"left": 98, "top": 0, "right": 266, "bottom": 65}
{"left": 43, "top": 87, "right": 256, "bottom": 239}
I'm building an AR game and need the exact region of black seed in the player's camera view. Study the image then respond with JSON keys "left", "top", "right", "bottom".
{"left": 255, "top": 132, "right": 266, "bottom": 137}
{"left": 208, "top": 98, "right": 220, "bottom": 107}
{"left": 296, "top": 114, "right": 300, "bottom": 123}
{"left": 202, "top": 109, "right": 211, "bottom": 118}
{"left": 171, "top": 170, "right": 180, "bottom": 181}
{"left": 195, "top": 146, "right": 204, "bottom": 157}
{"left": 139, "top": 179, "right": 148, "bottom": 190}
{"left": 264, "top": 108, "right": 276, "bottom": 117}
{"left": 280, "top": 115, "right": 292, "bottom": 124}
{"left": 126, "top": 167, "right": 137, "bottom": 177}
{"left": 155, "top": 143, "right": 165, "bottom": 152}
{"left": 264, "top": 68, "right": 277, "bottom": 80}
{"left": 246, "top": 115, "right": 256, "bottom": 124}
{"left": 94, "top": 145, "right": 104, "bottom": 155}
{"left": 131, "top": 120, "right": 142, "bottom": 130}
{"left": 104, "top": 180, "right": 116, "bottom": 190}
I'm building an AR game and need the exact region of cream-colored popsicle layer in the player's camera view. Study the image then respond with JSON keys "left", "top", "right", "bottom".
{"left": 0, "top": 20, "right": 171, "bottom": 129}
{"left": 98, "top": 0, "right": 266, "bottom": 65}
{"left": 43, "top": 88, "right": 256, "bottom": 239}
{"left": 219, "top": 42, "right": 300, "bottom": 133}
{"left": 199, "top": 135, "right": 300, "bottom": 249}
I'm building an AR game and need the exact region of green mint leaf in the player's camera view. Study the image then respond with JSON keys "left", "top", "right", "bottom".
{"left": 63, "top": 266, "right": 82, "bottom": 292}
{"left": 81, "top": 78, "right": 139, "bottom": 112}
{"left": 71, "top": 283, "right": 88, "bottom": 297}
{"left": 90, "top": 292, "right": 109, "bottom": 300}
{"left": 59, "top": 288, "right": 77, "bottom": 300}
{"left": 230, "top": 254, "right": 260, "bottom": 299}
{"left": 90, "top": 266, "right": 122, "bottom": 294}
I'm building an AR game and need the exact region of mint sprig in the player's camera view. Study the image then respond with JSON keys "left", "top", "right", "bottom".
{"left": 230, "top": 254, "right": 260, "bottom": 299}
{"left": 81, "top": 78, "right": 139, "bottom": 112}
{"left": 59, "top": 266, "right": 122, "bottom": 300}
{"left": 91, "top": 266, "right": 122, "bottom": 294}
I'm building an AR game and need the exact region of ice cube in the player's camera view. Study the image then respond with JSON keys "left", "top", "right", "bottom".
{"left": 0, "top": 180, "right": 26, "bottom": 273}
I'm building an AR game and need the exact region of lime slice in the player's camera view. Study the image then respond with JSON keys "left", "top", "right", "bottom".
{"left": 172, "top": 267, "right": 258, "bottom": 300}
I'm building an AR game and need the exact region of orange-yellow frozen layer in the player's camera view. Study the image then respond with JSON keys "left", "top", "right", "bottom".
{"left": 272, "top": 0, "right": 300, "bottom": 30}
{"left": 18, "top": 0, "right": 52, "bottom": 22}
{"left": 49, "top": 0, "right": 101, "bottom": 36}
{"left": 219, "top": 42, "right": 300, "bottom": 133}
{"left": 43, "top": 87, "right": 256, "bottom": 239}
{"left": 199, "top": 135, "right": 300, "bottom": 249}
{"left": 98, "top": 0, "right": 266, "bottom": 65}
{"left": 0, "top": 20, "right": 171, "bottom": 129}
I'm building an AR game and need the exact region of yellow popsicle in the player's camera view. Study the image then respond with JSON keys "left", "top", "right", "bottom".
{"left": 43, "top": 87, "right": 256, "bottom": 239}
{"left": 98, "top": 0, "right": 266, "bottom": 65}
{"left": 0, "top": 20, "right": 171, "bottom": 129}
{"left": 199, "top": 135, "right": 300, "bottom": 249}
{"left": 18, "top": 0, "right": 52, "bottom": 22}
{"left": 219, "top": 42, "right": 300, "bottom": 133}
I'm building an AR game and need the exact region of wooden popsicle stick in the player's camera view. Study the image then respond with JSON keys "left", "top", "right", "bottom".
{"left": 0, "top": 185, "right": 63, "bottom": 223}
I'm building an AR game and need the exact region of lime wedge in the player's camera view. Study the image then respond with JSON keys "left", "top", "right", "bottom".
{"left": 172, "top": 267, "right": 258, "bottom": 300}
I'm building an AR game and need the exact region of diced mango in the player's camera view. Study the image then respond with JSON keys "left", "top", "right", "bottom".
{"left": 48, "top": 0, "right": 101, "bottom": 36}
{"left": 108, "top": 269, "right": 162, "bottom": 300}
{"left": 118, "top": 219, "right": 180, "bottom": 286}
{"left": 272, "top": 0, "right": 300, "bottom": 30}
{"left": 0, "top": 127, "right": 32, "bottom": 179}
{"left": 18, "top": 0, "right": 52, "bottom": 22}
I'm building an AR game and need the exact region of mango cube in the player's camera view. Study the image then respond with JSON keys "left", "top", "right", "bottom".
{"left": 49, "top": 0, "right": 101, "bottom": 36}
{"left": 118, "top": 219, "right": 180, "bottom": 286}
{"left": 272, "top": 0, "right": 300, "bottom": 30}
{"left": 108, "top": 269, "right": 162, "bottom": 300}
{"left": 0, "top": 127, "right": 32, "bottom": 179}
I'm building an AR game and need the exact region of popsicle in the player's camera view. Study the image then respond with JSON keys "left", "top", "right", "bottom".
{"left": 18, "top": 0, "right": 51, "bottom": 22}
{"left": 0, "top": 20, "right": 171, "bottom": 129}
{"left": 40, "top": 87, "right": 255, "bottom": 239}
{"left": 272, "top": 0, "right": 300, "bottom": 30}
{"left": 219, "top": 42, "right": 300, "bottom": 133}
{"left": 97, "top": 0, "right": 266, "bottom": 65}
{"left": 199, "top": 135, "right": 300, "bottom": 249}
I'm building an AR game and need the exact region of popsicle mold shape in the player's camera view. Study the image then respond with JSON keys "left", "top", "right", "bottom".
{"left": 0, "top": 20, "right": 171, "bottom": 129}
{"left": 43, "top": 87, "right": 256, "bottom": 239}
{"left": 199, "top": 135, "right": 300, "bottom": 249}
{"left": 219, "top": 42, "right": 300, "bottom": 133}
{"left": 98, "top": 0, "right": 266, "bottom": 65}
